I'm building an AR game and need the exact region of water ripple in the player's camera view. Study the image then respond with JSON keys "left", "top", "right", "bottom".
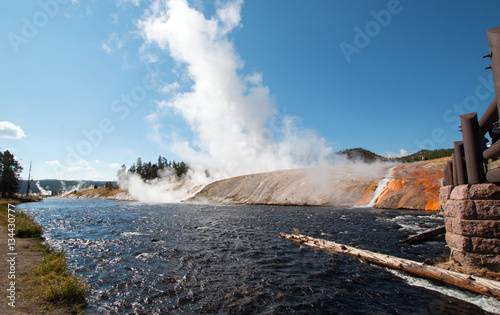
{"left": 19, "top": 198, "right": 499, "bottom": 314}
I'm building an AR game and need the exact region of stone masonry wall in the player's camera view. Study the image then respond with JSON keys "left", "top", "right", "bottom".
{"left": 440, "top": 183, "right": 500, "bottom": 272}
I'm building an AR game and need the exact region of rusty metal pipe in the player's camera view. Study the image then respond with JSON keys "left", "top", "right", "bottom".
{"left": 460, "top": 113, "right": 486, "bottom": 184}
{"left": 487, "top": 27, "right": 500, "bottom": 119}
{"left": 445, "top": 160, "right": 454, "bottom": 186}
{"left": 478, "top": 97, "right": 498, "bottom": 137}
{"left": 453, "top": 141, "right": 467, "bottom": 185}
{"left": 483, "top": 140, "right": 500, "bottom": 160}
{"left": 452, "top": 153, "right": 458, "bottom": 186}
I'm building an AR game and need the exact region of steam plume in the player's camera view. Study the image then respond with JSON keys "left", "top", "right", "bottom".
{"left": 122, "top": 0, "right": 362, "bottom": 202}
{"left": 140, "top": 0, "right": 333, "bottom": 173}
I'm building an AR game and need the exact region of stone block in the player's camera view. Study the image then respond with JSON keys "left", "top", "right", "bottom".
{"left": 446, "top": 218, "right": 500, "bottom": 238}
{"left": 446, "top": 233, "right": 500, "bottom": 254}
{"left": 444, "top": 200, "right": 476, "bottom": 219}
{"left": 469, "top": 237, "right": 500, "bottom": 254}
{"left": 444, "top": 218, "right": 454, "bottom": 234}
{"left": 439, "top": 185, "right": 453, "bottom": 210}
{"left": 451, "top": 250, "right": 500, "bottom": 272}
{"left": 474, "top": 200, "right": 500, "bottom": 220}
{"left": 445, "top": 232, "right": 471, "bottom": 252}
{"left": 449, "top": 185, "right": 469, "bottom": 200}
{"left": 468, "top": 183, "right": 500, "bottom": 200}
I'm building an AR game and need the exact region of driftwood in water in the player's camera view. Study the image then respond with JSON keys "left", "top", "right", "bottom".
{"left": 280, "top": 232, "right": 500, "bottom": 299}
{"left": 400, "top": 226, "right": 446, "bottom": 245}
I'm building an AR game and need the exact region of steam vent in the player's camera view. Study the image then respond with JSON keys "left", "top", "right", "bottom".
{"left": 439, "top": 26, "right": 500, "bottom": 273}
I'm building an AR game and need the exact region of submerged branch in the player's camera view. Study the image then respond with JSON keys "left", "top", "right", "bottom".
{"left": 399, "top": 225, "right": 446, "bottom": 245}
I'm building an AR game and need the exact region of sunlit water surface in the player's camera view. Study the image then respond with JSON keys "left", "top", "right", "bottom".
{"left": 19, "top": 198, "right": 500, "bottom": 314}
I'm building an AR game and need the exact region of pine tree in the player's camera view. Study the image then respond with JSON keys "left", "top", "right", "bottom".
{"left": 0, "top": 150, "right": 23, "bottom": 198}
{"left": 125, "top": 156, "right": 188, "bottom": 182}
{"left": 136, "top": 157, "right": 143, "bottom": 177}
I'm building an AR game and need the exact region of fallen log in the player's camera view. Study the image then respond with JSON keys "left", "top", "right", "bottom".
{"left": 280, "top": 232, "right": 500, "bottom": 300}
{"left": 400, "top": 225, "right": 446, "bottom": 245}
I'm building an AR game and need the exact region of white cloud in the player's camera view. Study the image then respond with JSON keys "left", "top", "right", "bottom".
{"left": 216, "top": 0, "right": 243, "bottom": 34}
{"left": 102, "top": 32, "right": 124, "bottom": 54}
{"left": 383, "top": 149, "right": 410, "bottom": 158}
{"left": 43, "top": 159, "right": 117, "bottom": 181}
{"left": 45, "top": 160, "right": 61, "bottom": 166}
{"left": 67, "top": 159, "right": 94, "bottom": 172}
{"left": 159, "top": 81, "right": 180, "bottom": 94}
{"left": 117, "top": 0, "right": 141, "bottom": 8}
{"left": 0, "top": 121, "right": 25, "bottom": 139}
{"left": 110, "top": 13, "right": 119, "bottom": 24}
{"left": 245, "top": 73, "right": 262, "bottom": 85}
{"left": 102, "top": 43, "right": 112, "bottom": 54}
{"left": 84, "top": 170, "right": 106, "bottom": 181}
{"left": 109, "top": 163, "right": 122, "bottom": 169}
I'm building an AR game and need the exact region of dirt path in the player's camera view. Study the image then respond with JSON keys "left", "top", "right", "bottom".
{"left": 0, "top": 224, "right": 72, "bottom": 314}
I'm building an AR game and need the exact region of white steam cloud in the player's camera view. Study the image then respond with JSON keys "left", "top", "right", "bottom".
{"left": 121, "top": 0, "right": 356, "bottom": 202}
{"left": 35, "top": 181, "right": 52, "bottom": 196}
{"left": 140, "top": 0, "right": 333, "bottom": 173}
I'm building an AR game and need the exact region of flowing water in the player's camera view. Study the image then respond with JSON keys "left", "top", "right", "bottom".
{"left": 19, "top": 198, "right": 500, "bottom": 314}
{"left": 368, "top": 166, "right": 395, "bottom": 207}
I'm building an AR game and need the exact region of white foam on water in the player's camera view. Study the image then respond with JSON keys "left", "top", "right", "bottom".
{"left": 120, "top": 232, "right": 144, "bottom": 237}
{"left": 386, "top": 269, "right": 500, "bottom": 314}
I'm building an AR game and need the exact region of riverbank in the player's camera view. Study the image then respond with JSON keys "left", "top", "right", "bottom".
{"left": 0, "top": 199, "right": 85, "bottom": 314}
{"left": 189, "top": 165, "right": 387, "bottom": 205}
{"left": 62, "top": 158, "right": 450, "bottom": 211}
{"left": 63, "top": 186, "right": 135, "bottom": 200}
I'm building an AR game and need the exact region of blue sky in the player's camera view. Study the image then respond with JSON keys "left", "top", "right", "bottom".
{"left": 1, "top": 0, "right": 499, "bottom": 181}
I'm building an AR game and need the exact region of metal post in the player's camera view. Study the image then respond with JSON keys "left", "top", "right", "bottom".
{"left": 460, "top": 113, "right": 486, "bottom": 184}
{"left": 478, "top": 97, "right": 498, "bottom": 137}
{"left": 486, "top": 27, "right": 500, "bottom": 118}
{"left": 445, "top": 160, "right": 453, "bottom": 186}
{"left": 453, "top": 141, "right": 467, "bottom": 185}
{"left": 452, "top": 153, "right": 459, "bottom": 186}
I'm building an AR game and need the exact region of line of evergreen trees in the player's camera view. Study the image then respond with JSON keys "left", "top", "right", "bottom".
{"left": 127, "top": 156, "right": 188, "bottom": 181}
{"left": 0, "top": 149, "right": 23, "bottom": 198}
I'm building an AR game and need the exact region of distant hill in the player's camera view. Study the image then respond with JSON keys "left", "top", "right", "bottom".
{"left": 18, "top": 180, "right": 116, "bottom": 196}
{"left": 337, "top": 148, "right": 389, "bottom": 163}
{"left": 395, "top": 149, "right": 454, "bottom": 163}
{"left": 338, "top": 148, "right": 453, "bottom": 164}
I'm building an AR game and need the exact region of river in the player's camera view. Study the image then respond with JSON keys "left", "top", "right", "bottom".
{"left": 19, "top": 198, "right": 500, "bottom": 314}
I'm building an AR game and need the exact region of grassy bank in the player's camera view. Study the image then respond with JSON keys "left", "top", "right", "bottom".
{"left": 0, "top": 198, "right": 86, "bottom": 313}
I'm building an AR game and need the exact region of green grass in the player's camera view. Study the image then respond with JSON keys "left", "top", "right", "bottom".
{"left": 31, "top": 246, "right": 87, "bottom": 308}
{"left": 0, "top": 201, "right": 44, "bottom": 238}
{"left": 13, "top": 210, "right": 44, "bottom": 238}
{"left": 1, "top": 198, "right": 87, "bottom": 312}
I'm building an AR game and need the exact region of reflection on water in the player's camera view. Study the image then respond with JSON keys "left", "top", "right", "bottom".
{"left": 19, "top": 198, "right": 498, "bottom": 314}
